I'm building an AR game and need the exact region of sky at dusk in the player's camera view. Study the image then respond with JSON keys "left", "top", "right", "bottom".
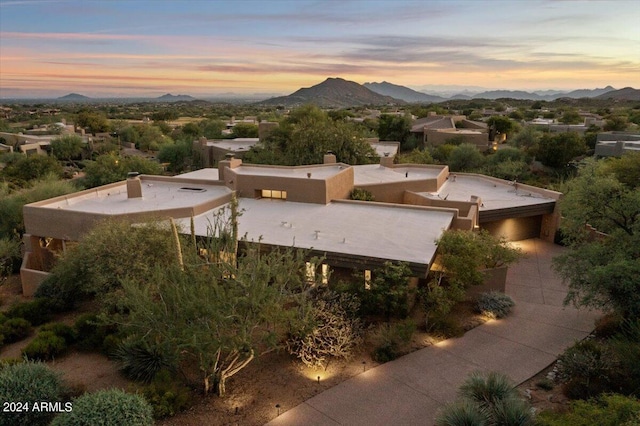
{"left": 1, "top": 0, "right": 639, "bottom": 98}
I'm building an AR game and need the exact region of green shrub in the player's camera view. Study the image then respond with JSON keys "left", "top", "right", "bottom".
{"left": 115, "top": 339, "right": 178, "bottom": 383}
{"left": 557, "top": 339, "right": 619, "bottom": 399}
{"left": 40, "top": 322, "right": 77, "bottom": 344}
{"left": 536, "top": 378, "right": 555, "bottom": 391}
{"left": 51, "top": 389, "right": 153, "bottom": 426}
{"left": 74, "top": 313, "right": 117, "bottom": 352}
{"left": 22, "top": 331, "right": 67, "bottom": 361}
{"left": 436, "top": 399, "right": 489, "bottom": 426}
{"left": 438, "top": 371, "right": 533, "bottom": 426}
{"left": 141, "top": 369, "right": 192, "bottom": 418}
{"left": 537, "top": 393, "right": 640, "bottom": 426}
{"left": 611, "top": 319, "right": 640, "bottom": 395}
{"left": 0, "top": 361, "right": 66, "bottom": 426}
{"left": 349, "top": 188, "right": 375, "bottom": 201}
{"left": 476, "top": 291, "right": 515, "bottom": 319}
{"left": 6, "top": 299, "right": 54, "bottom": 325}
{"left": 459, "top": 371, "right": 519, "bottom": 406}
{"left": 371, "top": 320, "right": 416, "bottom": 363}
{"left": 0, "top": 317, "right": 32, "bottom": 343}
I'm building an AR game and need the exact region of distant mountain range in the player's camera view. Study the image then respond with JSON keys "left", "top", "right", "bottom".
{"left": 595, "top": 87, "right": 640, "bottom": 101}
{"left": 55, "top": 93, "right": 199, "bottom": 102}
{"left": 259, "top": 78, "right": 404, "bottom": 107}
{"left": 363, "top": 82, "right": 445, "bottom": 103}
{"left": 365, "top": 84, "right": 619, "bottom": 102}
{"left": 30, "top": 83, "right": 640, "bottom": 106}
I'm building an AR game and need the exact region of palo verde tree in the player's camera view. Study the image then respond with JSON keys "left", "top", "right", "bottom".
{"left": 112, "top": 200, "right": 316, "bottom": 396}
{"left": 553, "top": 156, "right": 640, "bottom": 320}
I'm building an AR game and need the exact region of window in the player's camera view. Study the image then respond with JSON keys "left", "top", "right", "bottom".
{"left": 261, "top": 189, "right": 287, "bottom": 199}
{"left": 364, "top": 270, "right": 371, "bottom": 290}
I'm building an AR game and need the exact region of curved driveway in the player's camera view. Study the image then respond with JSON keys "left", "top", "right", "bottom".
{"left": 266, "top": 239, "right": 600, "bottom": 426}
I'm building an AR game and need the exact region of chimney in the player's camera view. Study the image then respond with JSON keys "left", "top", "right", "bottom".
{"left": 323, "top": 151, "right": 337, "bottom": 164}
{"left": 380, "top": 152, "right": 394, "bottom": 168}
{"left": 126, "top": 172, "right": 142, "bottom": 199}
{"left": 218, "top": 154, "right": 242, "bottom": 182}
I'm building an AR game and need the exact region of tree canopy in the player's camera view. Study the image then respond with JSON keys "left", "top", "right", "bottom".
{"left": 554, "top": 157, "right": 640, "bottom": 319}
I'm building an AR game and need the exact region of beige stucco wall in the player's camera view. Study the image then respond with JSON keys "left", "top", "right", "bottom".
{"left": 225, "top": 164, "right": 353, "bottom": 204}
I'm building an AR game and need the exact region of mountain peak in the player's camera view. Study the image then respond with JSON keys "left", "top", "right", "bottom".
{"left": 259, "top": 77, "right": 404, "bottom": 107}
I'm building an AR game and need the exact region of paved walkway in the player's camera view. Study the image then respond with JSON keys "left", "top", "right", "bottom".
{"left": 266, "top": 239, "right": 600, "bottom": 426}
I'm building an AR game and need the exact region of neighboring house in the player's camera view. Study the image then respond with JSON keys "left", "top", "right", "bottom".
{"left": 594, "top": 132, "right": 640, "bottom": 157}
{"left": 195, "top": 137, "right": 261, "bottom": 167}
{"left": 21, "top": 154, "right": 561, "bottom": 297}
{"left": 410, "top": 114, "right": 491, "bottom": 149}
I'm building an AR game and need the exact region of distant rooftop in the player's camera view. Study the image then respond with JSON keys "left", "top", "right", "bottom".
{"left": 369, "top": 141, "right": 400, "bottom": 158}
{"left": 181, "top": 198, "right": 454, "bottom": 266}
{"left": 353, "top": 164, "right": 445, "bottom": 185}
{"left": 205, "top": 138, "right": 260, "bottom": 151}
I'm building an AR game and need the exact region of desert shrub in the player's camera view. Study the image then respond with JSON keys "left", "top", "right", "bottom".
{"left": 40, "top": 322, "right": 77, "bottom": 344}
{"left": 371, "top": 319, "right": 416, "bottom": 363}
{"left": 536, "top": 393, "right": 640, "bottom": 426}
{"left": 536, "top": 378, "right": 555, "bottom": 391}
{"left": 6, "top": 298, "right": 54, "bottom": 325}
{"left": 287, "top": 289, "right": 362, "bottom": 369}
{"left": 419, "top": 282, "right": 464, "bottom": 337}
{"left": 436, "top": 399, "right": 489, "bottom": 426}
{"left": 594, "top": 313, "right": 624, "bottom": 338}
{"left": 0, "top": 317, "right": 32, "bottom": 343}
{"left": 476, "top": 291, "right": 515, "bottom": 319}
{"left": 0, "top": 361, "right": 66, "bottom": 426}
{"left": 115, "top": 338, "right": 178, "bottom": 383}
{"left": 557, "top": 339, "right": 619, "bottom": 399}
{"left": 349, "top": 188, "right": 375, "bottom": 201}
{"left": 51, "top": 388, "right": 153, "bottom": 426}
{"left": 459, "top": 371, "right": 519, "bottom": 406}
{"left": 438, "top": 371, "right": 533, "bottom": 426}
{"left": 74, "top": 313, "right": 118, "bottom": 353}
{"left": 141, "top": 369, "right": 192, "bottom": 419}
{"left": 22, "top": 331, "right": 67, "bottom": 361}
{"left": 610, "top": 319, "right": 640, "bottom": 395}
{"left": 101, "top": 333, "right": 124, "bottom": 357}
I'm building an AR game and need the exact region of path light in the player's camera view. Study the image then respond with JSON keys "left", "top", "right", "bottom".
{"left": 275, "top": 404, "right": 281, "bottom": 416}
{"left": 362, "top": 360, "right": 367, "bottom": 372}
{"left": 317, "top": 375, "right": 321, "bottom": 384}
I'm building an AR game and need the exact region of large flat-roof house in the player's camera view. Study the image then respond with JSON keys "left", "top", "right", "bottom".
{"left": 20, "top": 154, "right": 561, "bottom": 296}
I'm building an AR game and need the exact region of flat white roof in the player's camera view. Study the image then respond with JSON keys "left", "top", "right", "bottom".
{"left": 233, "top": 164, "right": 347, "bottom": 179}
{"left": 206, "top": 138, "right": 259, "bottom": 151}
{"left": 416, "top": 175, "right": 556, "bottom": 211}
{"left": 181, "top": 199, "right": 454, "bottom": 266}
{"left": 173, "top": 168, "right": 220, "bottom": 181}
{"left": 369, "top": 142, "right": 399, "bottom": 158}
{"left": 353, "top": 164, "right": 444, "bottom": 185}
{"left": 39, "top": 180, "right": 231, "bottom": 215}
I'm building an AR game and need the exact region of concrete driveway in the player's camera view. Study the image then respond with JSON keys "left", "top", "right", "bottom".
{"left": 266, "top": 239, "right": 600, "bottom": 426}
